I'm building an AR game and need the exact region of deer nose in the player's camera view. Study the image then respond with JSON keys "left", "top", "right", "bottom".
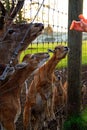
{"left": 57, "top": 75, "right": 61, "bottom": 80}
{"left": 64, "top": 46, "right": 69, "bottom": 51}
{"left": 35, "top": 23, "right": 44, "bottom": 29}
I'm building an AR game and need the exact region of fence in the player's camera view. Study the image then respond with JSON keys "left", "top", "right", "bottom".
{"left": 0, "top": 0, "right": 87, "bottom": 130}
{"left": 22, "top": 0, "right": 87, "bottom": 67}
{"left": 20, "top": 0, "right": 87, "bottom": 129}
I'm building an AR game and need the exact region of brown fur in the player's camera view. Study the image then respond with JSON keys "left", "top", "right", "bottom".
{"left": 23, "top": 45, "right": 69, "bottom": 130}
{"left": 0, "top": 23, "right": 44, "bottom": 65}
{"left": 0, "top": 1, "right": 44, "bottom": 65}
{"left": 0, "top": 52, "right": 49, "bottom": 130}
{"left": 52, "top": 77, "right": 67, "bottom": 118}
{"left": 81, "top": 84, "right": 87, "bottom": 109}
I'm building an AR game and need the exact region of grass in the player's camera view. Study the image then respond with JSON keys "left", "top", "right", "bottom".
{"left": 63, "top": 114, "right": 87, "bottom": 130}
{"left": 81, "top": 107, "right": 87, "bottom": 122}
{"left": 82, "top": 41, "right": 87, "bottom": 65}
{"left": 20, "top": 41, "right": 87, "bottom": 68}
{"left": 63, "top": 107, "right": 87, "bottom": 130}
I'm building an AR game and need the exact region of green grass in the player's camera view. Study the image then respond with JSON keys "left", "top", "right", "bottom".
{"left": 82, "top": 41, "right": 87, "bottom": 65}
{"left": 20, "top": 41, "right": 87, "bottom": 68}
{"left": 81, "top": 107, "right": 87, "bottom": 122}
{"left": 63, "top": 114, "right": 87, "bottom": 130}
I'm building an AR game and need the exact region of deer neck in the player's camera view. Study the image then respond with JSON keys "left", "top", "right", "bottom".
{"left": 45, "top": 55, "right": 60, "bottom": 75}
{"left": 0, "top": 63, "right": 36, "bottom": 96}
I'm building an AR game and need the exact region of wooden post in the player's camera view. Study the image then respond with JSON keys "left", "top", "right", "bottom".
{"left": 67, "top": 0, "right": 83, "bottom": 116}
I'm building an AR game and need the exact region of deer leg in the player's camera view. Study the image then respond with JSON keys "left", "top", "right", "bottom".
{"left": 23, "top": 104, "right": 31, "bottom": 130}
{"left": 38, "top": 90, "right": 50, "bottom": 120}
{"left": 0, "top": 123, "right": 4, "bottom": 130}
{"left": 47, "top": 97, "right": 56, "bottom": 120}
{"left": 47, "top": 99, "right": 51, "bottom": 118}
{"left": 38, "top": 90, "right": 47, "bottom": 101}
{"left": 2, "top": 121, "right": 16, "bottom": 130}
{"left": 51, "top": 100, "right": 56, "bottom": 120}
{"left": 25, "top": 80, "right": 28, "bottom": 95}
{"left": 33, "top": 119, "right": 39, "bottom": 130}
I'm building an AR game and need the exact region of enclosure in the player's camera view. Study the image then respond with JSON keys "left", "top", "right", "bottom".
{"left": 0, "top": 0, "right": 87, "bottom": 130}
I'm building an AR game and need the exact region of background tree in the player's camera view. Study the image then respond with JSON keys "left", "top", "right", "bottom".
{"left": 2, "top": 0, "right": 25, "bottom": 23}
{"left": 44, "top": 24, "right": 53, "bottom": 35}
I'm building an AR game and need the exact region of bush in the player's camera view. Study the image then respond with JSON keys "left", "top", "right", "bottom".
{"left": 63, "top": 115, "right": 87, "bottom": 130}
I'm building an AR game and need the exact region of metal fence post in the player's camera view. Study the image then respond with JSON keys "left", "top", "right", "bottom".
{"left": 68, "top": 0, "right": 83, "bottom": 116}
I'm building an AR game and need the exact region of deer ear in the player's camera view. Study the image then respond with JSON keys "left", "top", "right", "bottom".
{"left": 48, "top": 49, "right": 54, "bottom": 53}
{"left": 15, "top": 62, "right": 28, "bottom": 70}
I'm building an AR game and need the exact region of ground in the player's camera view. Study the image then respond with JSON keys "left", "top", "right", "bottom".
{"left": 16, "top": 65, "right": 87, "bottom": 130}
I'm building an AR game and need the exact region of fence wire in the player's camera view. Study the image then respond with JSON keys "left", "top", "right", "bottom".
{"left": 21, "top": 0, "right": 69, "bottom": 69}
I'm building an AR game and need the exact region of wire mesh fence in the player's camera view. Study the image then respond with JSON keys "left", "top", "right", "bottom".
{"left": 21, "top": 0, "right": 87, "bottom": 68}
{"left": 0, "top": 1, "right": 87, "bottom": 130}
{"left": 18, "top": 1, "right": 87, "bottom": 129}
{"left": 20, "top": 0, "right": 68, "bottom": 68}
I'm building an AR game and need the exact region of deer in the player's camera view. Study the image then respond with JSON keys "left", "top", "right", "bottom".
{"left": 0, "top": 52, "right": 50, "bottom": 130}
{"left": 23, "top": 45, "right": 69, "bottom": 130}
{"left": 0, "top": 0, "right": 44, "bottom": 65}
{"left": 0, "top": 0, "right": 44, "bottom": 85}
{"left": 52, "top": 75, "right": 67, "bottom": 118}
{"left": 81, "top": 84, "right": 87, "bottom": 109}
{"left": 48, "top": 73, "right": 68, "bottom": 130}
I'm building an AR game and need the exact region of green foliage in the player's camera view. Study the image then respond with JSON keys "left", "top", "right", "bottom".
{"left": 63, "top": 115, "right": 87, "bottom": 130}
{"left": 81, "top": 107, "right": 87, "bottom": 122}
{"left": 5, "top": 0, "right": 10, "bottom": 11}
{"left": 4, "top": 0, "right": 25, "bottom": 23}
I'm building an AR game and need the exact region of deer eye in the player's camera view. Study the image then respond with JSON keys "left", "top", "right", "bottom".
{"left": 8, "top": 29, "right": 14, "bottom": 34}
{"left": 31, "top": 55, "right": 37, "bottom": 60}
{"left": 55, "top": 47, "right": 60, "bottom": 50}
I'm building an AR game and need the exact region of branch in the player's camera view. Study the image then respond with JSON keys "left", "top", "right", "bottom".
{"left": 10, "top": 0, "right": 15, "bottom": 13}
{"left": 0, "top": 1, "right": 6, "bottom": 29}
{"left": 10, "top": 0, "right": 25, "bottom": 20}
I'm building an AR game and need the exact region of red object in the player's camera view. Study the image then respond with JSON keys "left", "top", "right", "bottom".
{"left": 70, "top": 20, "right": 83, "bottom": 31}
{"left": 79, "top": 14, "right": 87, "bottom": 22}
{"left": 70, "top": 14, "right": 87, "bottom": 32}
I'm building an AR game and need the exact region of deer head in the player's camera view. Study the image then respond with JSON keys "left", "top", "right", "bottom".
{"left": 0, "top": 1, "right": 44, "bottom": 65}
{"left": 48, "top": 45, "right": 69, "bottom": 60}
{"left": 0, "top": 52, "right": 50, "bottom": 91}
{"left": 0, "top": 52, "right": 50, "bottom": 130}
{"left": 22, "top": 52, "right": 49, "bottom": 66}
